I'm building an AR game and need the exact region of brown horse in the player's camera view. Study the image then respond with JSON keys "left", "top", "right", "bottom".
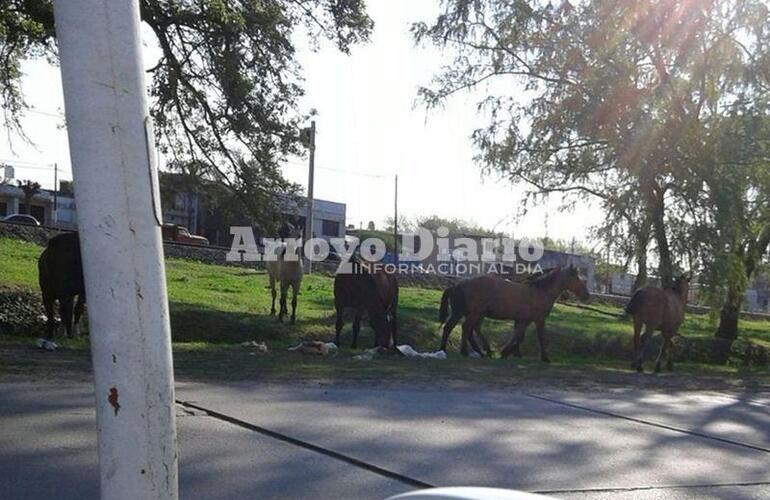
{"left": 626, "top": 273, "right": 691, "bottom": 373}
{"left": 334, "top": 261, "right": 398, "bottom": 349}
{"left": 38, "top": 232, "right": 86, "bottom": 339}
{"left": 439, "top": 266, "right": 590, "bottom": 361}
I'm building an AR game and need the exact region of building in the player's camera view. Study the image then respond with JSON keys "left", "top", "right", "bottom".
{"left": 157, "top": 174, "right": 347, "bottom": 246}
{"left": 0, "top": 183, "right": 78, "bottom": 229}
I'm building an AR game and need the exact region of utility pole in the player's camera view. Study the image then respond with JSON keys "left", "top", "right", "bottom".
{"left": 393, "top": 174, "right": 399, "bottom": 265}
{"left": 52, "top": 163, "right": 58, "bottom": 227}
{"left": 54, "top": 1, "right": 178, "bottom": 499}
{"left": 304, "top": 120, "right": 316, "bottom": 273}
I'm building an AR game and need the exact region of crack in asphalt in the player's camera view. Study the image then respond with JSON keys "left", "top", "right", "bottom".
{"left": 535, "top": 480, "right": 770, "bottom": 495}
{"left": 524, "top": 393, "right": 770, "bottom": 454}
{"left": 175, "top": 400, "right": 434, "bottom": 489}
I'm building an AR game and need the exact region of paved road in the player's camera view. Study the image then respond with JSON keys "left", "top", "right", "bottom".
{"left": 1, "top": 381, "right": 768, "bottom": 499}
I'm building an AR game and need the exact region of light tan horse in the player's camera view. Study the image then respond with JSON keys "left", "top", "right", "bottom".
{"left": 625, "top": 273, "right": 691, "bottom": 373}
{"left": 265, "top": 224, "right": 304, "bottom": 323}
{"left": 439, "top": 266, "right": 590, "bottom": 361}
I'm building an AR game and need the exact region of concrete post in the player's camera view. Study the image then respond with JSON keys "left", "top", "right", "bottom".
{"left": 54, "top": 1, "right": 179, "bottom": 498}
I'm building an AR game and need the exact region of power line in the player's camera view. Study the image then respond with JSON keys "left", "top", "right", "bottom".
{"left": 26, "top": 108, "right": 65, "bottom": 119}
{"left": 283, "top": 161, "right": 388, "bottom": 179}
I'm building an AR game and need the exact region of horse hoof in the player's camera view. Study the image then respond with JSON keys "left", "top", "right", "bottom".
{"left": 270, "top": 310, "right": 276, "bottom": 316}
{"left": 666, "top": 361, "right": 674, "bottom": 371}
{"left": 654, "top": 364, "right": 662, "bottom": 373}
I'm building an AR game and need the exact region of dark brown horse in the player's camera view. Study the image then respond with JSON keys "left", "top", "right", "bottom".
{"left": 626, "top": 273, "right": 691, "bottom": 373}
{"left": 439, "top": 266, "right": 590, "bottom": 361}
{"left": 38, "top": 232, "right": 86, "bottom": 339}
{"left": 334, "top": 261, "right": 398, "bottom": 349}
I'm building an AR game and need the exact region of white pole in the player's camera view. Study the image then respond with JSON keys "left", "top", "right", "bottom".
{"left": 54, "top": 1, "right": 178, "bottom": 499}
{"left": 305, "top": 120, "right": 316, "bottom": 273}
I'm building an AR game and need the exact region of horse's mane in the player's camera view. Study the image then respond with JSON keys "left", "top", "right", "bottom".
{"left": 524, "top": 267, "right": 561, "bottom": 289}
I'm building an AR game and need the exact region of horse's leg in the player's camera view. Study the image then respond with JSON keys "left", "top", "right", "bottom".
{"left": 351, "top": 308, "right": 362, "bottom": 349}
{"left": 60, "top": 296, "right": 74, "bottom": 338}
{"left": 460, "top": 317, "right": 475, "bottom": 356}
{"left": 389, "top": 304, "right": 398, "bottom": 348}
{"left": 665, "top": 332, "right": 676, "bottom": 371}
{"left": 535, "top": 319, "right": 550, "bottom": 363}
{"left": 42, "top": 292, "right": 56, "bottom": 340}
{"left": 461, "top": 315, "right": 483, "bottom": 356}
{"left": 334, "top": 305, "right": 344, "bottom": 346}
{"left": 655, "top": 332, "right": 674, "bottom": 373}
{"left": 631, "top": 314, "right": 643, "bottom": 371}
{"left": 269, "top": 276, "right": 277, "bottom": 315}
{"left": 72, "top": 294, "right": 86, "bottom": 337}
{"left": 634, "top": 324, "right": 654, "bottom": 373}
{"left": 440, "top": 312, "right": 462, "bottom": 352}
{"left": 278, "top": 282, "right": 289, "bottom": 322}
{"left": 290, "top": 282, "right": 299, "bottom": 324}
{"left": 475, "top": 318, "right": 492, "bottom": 357}
{"left": 501, "top": 320, "right": 528, "bottom": 359}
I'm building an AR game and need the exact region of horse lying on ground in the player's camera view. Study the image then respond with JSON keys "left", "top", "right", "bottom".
{"left": 38, "top": 232, "right": 86, "bottom": 339}
{"left": 334, "top": 260, "right": 398, "bottom": 349}
{"left": 439, "top": 265, "right": 590, "bottom": 361}
{"left": 625, "top": 273, "right": 691, "bottom": 373}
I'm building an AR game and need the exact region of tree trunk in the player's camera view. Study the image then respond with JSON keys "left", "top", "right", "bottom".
{"left": 641, "top": 176, "right": 673, "bottom": 286}
{"left": 713, "top": 288, "right": 742, "bottom": 364}
{"left": 716, "top": 289, "right": 741, "bottom": 341}
{"left": 713, "top": 223, "right": 770, "bottom": 359}
{"left": 632, "top": 218, "right": 651, "bottom": 291}
{"left": 650, "top": 199, "right": 673, "bottom": 286}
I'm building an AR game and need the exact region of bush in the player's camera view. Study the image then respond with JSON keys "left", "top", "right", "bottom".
{"left": 0, "top": 286, "right": 47, "bottom": 336}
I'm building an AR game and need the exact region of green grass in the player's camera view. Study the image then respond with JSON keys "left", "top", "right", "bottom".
{"left": 1, "top": 236, "right": 768, "bottom": 386}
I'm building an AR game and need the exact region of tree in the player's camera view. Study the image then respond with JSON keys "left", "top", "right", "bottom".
{"left": 688, "top": 112, "right": 770, "bottom": 346}
{"left": 414, "top": 0, "right": 770, "bottom": 287}
{"left": 414, "top": 214, "right": 498, "bottom": 236}
{"left": 1, "top": 0, "right": 372, "bottom": 232}
{"left": 383, "top": 214, "right": 412, "bottom": 233}
{"left": 16, "top": 179, "right": 41, "bottom": 214}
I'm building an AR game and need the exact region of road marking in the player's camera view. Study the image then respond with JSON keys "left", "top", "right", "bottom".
{"left": 525, "top": 393, "right": 770, "bottom": 453}
{"left": 176, "top": 400, "right": 434, "bottom": 489}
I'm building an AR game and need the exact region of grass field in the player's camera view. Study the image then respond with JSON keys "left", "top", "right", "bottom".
{"left": 1, "top": 236, "right": 768, "bottom": 385}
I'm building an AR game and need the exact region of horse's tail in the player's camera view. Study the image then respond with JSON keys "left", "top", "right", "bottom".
{"left": 439, "top": 286, "right": 453, "bottom": 323}
{"left": 625, "top": 289, "right": 644, "bottom": 316}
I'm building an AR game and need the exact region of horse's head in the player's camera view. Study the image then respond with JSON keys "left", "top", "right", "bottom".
{"left": 673, "top": 272, "right": 692, "bottom": 299}
{"left": 564, "top": 265, "right": 590, "bottom": 302}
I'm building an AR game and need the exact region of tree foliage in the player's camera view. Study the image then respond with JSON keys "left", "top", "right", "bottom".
{"left": 415, "top": 0, "right": 770, "bottom": 285}
{"left": 1, "top": 0, "right": 372, "bottom": 232}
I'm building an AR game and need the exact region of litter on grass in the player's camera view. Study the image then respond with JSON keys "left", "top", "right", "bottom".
{"left": 288, "top": 340, "right": 338, "bottom": 356}
{"left": 354, "top": 345, "right": 447, "bottom": 361}
{"left": 241, "top": 341, "right": 269, "bottom": 353}
{"left": 36, "top": 338, "right": 58, "bottom": 351}
{"left": 397, "top": 345, "right": 447, "bottom": 359}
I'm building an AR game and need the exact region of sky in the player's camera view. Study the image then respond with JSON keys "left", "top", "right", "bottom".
{"left": 0, "top": 1, "right": 602, "bottom": 244}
